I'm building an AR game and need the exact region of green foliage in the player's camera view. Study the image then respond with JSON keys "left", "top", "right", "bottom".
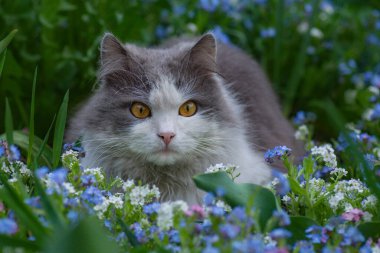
{"left": 193, "top": 171, "right": 277, "bottom": 231}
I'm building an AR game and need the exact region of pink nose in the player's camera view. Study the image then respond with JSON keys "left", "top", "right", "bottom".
{"left": 158, "top": 132, "right": 176, "bottom": 145}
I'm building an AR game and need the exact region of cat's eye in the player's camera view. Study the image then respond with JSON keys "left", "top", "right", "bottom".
{"left": 130, "top": 102, "right": 151, "bottom": 119}
{"left": 179, "top": 101, "right": 197, "bottom": 117}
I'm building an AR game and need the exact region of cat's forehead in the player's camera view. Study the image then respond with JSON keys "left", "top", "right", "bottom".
{"left": 149, "top": 75, "right": 184, "bottom": 109}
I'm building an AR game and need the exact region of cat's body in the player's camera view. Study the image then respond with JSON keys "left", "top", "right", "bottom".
{"left": 66, "top": 33, "right": 302, "bottom": 204}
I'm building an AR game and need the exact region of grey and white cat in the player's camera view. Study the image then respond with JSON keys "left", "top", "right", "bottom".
{"left": 66, "top": 33, "right": 302, "bottom": 204}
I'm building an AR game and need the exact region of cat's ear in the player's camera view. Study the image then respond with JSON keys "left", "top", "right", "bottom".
{"left": 189, "top": 34, "right": 217, "bottom": 72}
{"left": 99, "top": 33, "right": 139, "bottom": 88}
{"left": 100, "top": 33, "right": 128, "bottom": 65}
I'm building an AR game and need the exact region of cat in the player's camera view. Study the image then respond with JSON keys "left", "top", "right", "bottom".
{"left": 66, "top": 33, "right": 302, "bottom": 204}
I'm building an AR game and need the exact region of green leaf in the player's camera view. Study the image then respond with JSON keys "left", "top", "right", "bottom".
{"left": 0, "top": 29, "right": 18, "bottom": 54}
{"left": 44, "top": 217, "right": 120, "bottom": 253}
{"left": 52, "top": 90, "right": 69, "bottom": 168}
{"left": 0, "top": 131, "right": 53, "bottom": 168}
{"left": 27, "top": 67, "right": 38, "bottom": 167}
{"left": 193, "top": 172, "right": 277, "bottom": 230}
{"left": 0, "top": 234, "right": 40, "bottom": 251}
{"left": 0, "top": 174, "right": 48, "bottom": 242}
{"left": 358, "top": 222, "right": 380, "bottom": 239}
{"left": 288, "top": 177, "right": 306, "bottom": 195}
{"left": 286, "top": 216, "right": 319, "bottom": 244}
{"left": 5, "top": 98, "right": 14, "bottom": 145}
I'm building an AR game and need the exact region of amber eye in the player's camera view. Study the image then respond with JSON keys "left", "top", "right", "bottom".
{"left": 179, "top": 101, "right": 197, "bottom": 117}
{"left": 130, "top": 102, "right": 151, "bottom": 119}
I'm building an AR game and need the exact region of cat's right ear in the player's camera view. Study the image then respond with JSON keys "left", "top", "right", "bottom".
{"left": 100, "top": 33, "right": 127, "bottom": 65}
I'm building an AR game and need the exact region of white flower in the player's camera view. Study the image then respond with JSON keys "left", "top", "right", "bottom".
{"left": 83, "top": 167, "right": 105, "bottom": 182}
{"left": 122, "top": 179, "right": 135, "bottom": 191}
{"left": 363, "top": 211, "right": 373, "bottom": 222}
{"left": 372, "top": 245, "right": 380, "bottom": 253}
{"left": 373, "top": 148, "right": 380, "bottom": 159}
{"left": 8, "top": 177, "right": 18, "bottom": 183}
{"left": 157, "top": 202, "right": 174, "bottom": 230}
{"left": 157, "top": 200, "right": 188, "bottom": 230}
{"left": 281, "top": 195, "right": 291, "bottom": 204}
{"left": 362, "top": 195, "right": 378, "bottom": 209}
{"left": 15, "top": 161, "right": 32, "bottom": 177}
{"left": 310, "top": 28, "right": 323, "bottom": 39}
{"left": 311, "top": 144, "right": 337, "bottom": 168}
{"left": 63, "top": 182, "right": 76, "bottom": 195}
{"left": 295, "top": 125, "right": 309, "bottom": 141}
{"left": 297, "top": 22, "right": 309, "bottom": 33}
{"left": 330, "top": 167, "right": 348, "bottom": 177}
{"left": 108, "top": 194, "right": 124, "bottom": 209}
{"left": 215, "top": 200, "right": 231, "bottom": 212}
{"left": 328, "top": 192, "right": 344, "bottom": 211}
{"left": 205, "top": 163, "right": 226, "bottom": 173}
{"left": 129, "top": 185, "right": 160, "bottom": 206}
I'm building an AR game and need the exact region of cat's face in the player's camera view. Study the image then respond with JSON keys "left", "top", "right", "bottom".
{"left": 86, "top": 34, "right": 237, "bottom": 166}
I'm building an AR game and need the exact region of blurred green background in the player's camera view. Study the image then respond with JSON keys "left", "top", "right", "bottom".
{"left": 1, "top": 0, "right": 380, "bottom": 141}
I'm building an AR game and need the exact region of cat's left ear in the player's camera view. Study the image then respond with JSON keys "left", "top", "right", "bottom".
{"left": 189, "top": 34, "right": 217, "bottom": 72}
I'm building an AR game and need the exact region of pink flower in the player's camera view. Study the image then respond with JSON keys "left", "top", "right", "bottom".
{"left": 185, "top": 205, "right": 205, "bottom": 219}
{"left": 341, "top": 208, "right": 364, "bottom": 222}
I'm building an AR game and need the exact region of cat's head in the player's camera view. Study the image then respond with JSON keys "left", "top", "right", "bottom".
{"left": 83, "top": 33, "right": 239, "bottom": 166}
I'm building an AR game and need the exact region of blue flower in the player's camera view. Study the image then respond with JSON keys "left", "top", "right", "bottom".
{"left": 203, "top": 192, "right": 215, "bottom": 206}
{"left": 9, "top": 145, "right": 21, "bottom": 161}
{"left": 67, "top": 210, "right": 79, "bottom": 223}
{"left": 322, "top": 246, "right": 343, "bottom": 253}
{"left": 211, "top": 26, "right": 230, "bottom": 44}
{"left": 269, "top": 228, "right": 292, "bottom": 239}
{"left": 81, "top": 186, "right": 104, "bottom": 205}
{"left": 211, "top": 206, "right": 225, "bottom": 217}
{"left": 293, "top": 111, "right": 317, "bottom": 125}
{"left": 219, "top": 223, "right": 240, "bottom": 239}
{"left": 340, "top": 227, "right": 365, "bottom": 246}
{"left": 273, "top": 209, "right": 290, "bottom": 226}
{"left": 202, "top": 245, "right": 220, "bottom": 253}
{"left": 260, "top": 27, "right": 276, "bottom": 38}
{"left": 272, "top": 170, "right": 290, "bottom": 196}
{"left": 306, "top": 225, "right": 328, "bottom": 244}
{"left": 25, "top": 197, "right": 41, "bottom": 208}
{"left": 199, "top": 0, "right": 219, "bottom": 12}
{"left": 370, "top": 103, "right": 380, "bottom": 120}
{"left": 228, "top": 206, "right": 246, "bottom": 222}
{"left": 155, "top": 25, "right": 168, "bottom": 39}
{"left": 168, "top": 229, "right": 180, "bottom": 243}
{"left": 104, "top": 219, "right": 112, "bottom": 231}
{"left": 143, "top": 202, "right": 161, "bottom": 215}
{"left": 264, "top": 146, "right": 292, "bottom": 163}
{"left": 0, "top": 146, "right": 5, "bottom": 157}
{"left": 49, "top": 168, "right": 68, "bottom": 184}
{"left": 36, "top": 166, "right": 49, "bottom": 179}
{"left": 81, "top": 174, "right": 96, "bottom": 186}
{"left": 294, "top": 240, "right": 315, "bottom": 253}
{"left": 130, "top": 222, "right": 147, "bottom": 243}
{"left": 116, "top": 232, "right": 126, "bottom": 242}
{"left": 0, "top": 218, "right": 18, "bottom": 235}
{"left": 215, "top": 187, "right": 225, "bottom": 197}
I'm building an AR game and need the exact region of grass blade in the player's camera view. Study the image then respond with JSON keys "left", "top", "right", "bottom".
{"left": 28, "top": 67, "right": 38, "bottom": 167}
{"left": 273, "top": 0, "right": 285, "bottom": 90}
{"left": 35, "top": 115, "right": 56, "bottom": 168}
{"left": 5, "top": 98, "right": 14, "bottom": 145}
{"left": 0, "top": 48, "right": 6, "bottom": 78}
{"left": 52, "top": 90, "right": 69, "bottom": 168}
{"left": 0, "top": 234, "right": 40, "bottom": 251}
{"left": 0, "top": 29, "right": 18, "bottom": 54}
{"left": 0, "top": 174, "right": 48, "bottom": 242}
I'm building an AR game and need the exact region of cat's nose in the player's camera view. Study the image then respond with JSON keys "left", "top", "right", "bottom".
{"left": 158, "top": 132, "right": 176, "bottom": 146}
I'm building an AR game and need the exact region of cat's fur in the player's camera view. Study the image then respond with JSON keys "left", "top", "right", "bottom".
{"left": 66, "top": 33, "right": 302, "bottom": 204}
